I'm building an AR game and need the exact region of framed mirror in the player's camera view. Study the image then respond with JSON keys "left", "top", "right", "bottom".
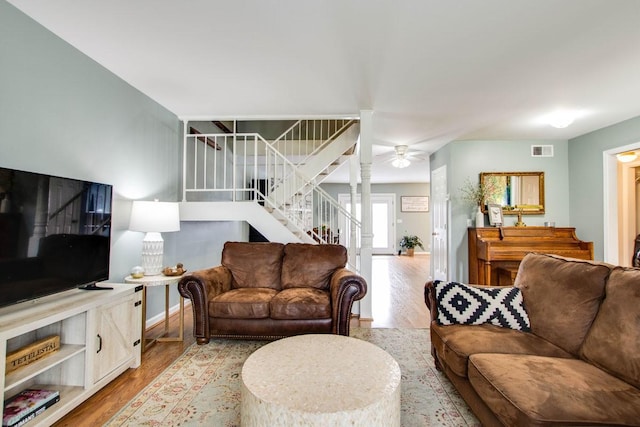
{"left": 480, "top": 172, "right": 545, "bottom": 215}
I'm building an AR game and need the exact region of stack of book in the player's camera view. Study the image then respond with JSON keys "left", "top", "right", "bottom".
{"left": 2, "top": 389, "right": 60, "bottom": 427}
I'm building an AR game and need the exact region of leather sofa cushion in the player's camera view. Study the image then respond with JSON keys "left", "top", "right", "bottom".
{"left": 581, "top": 267, "right": 640, "bottom": 389}
{"left": 281, "top": 243, "right": 347, "bottom": 290}
{"left": 514, "top": 253, "right": 611, "bottom": 356}
{"left": 431, "top": 322, "right": 572, "bottom": 378}
{"left": 270, "top": 288, "right": 331, "bottom": 320}
{"left": 222, "top": 242, "right": 284, "bottom": 289}
{"left": 209, "top": 288, "right": 277, "bottom": 319}
{"left": 469, "top": 353, "right": 640, "bottom": 426}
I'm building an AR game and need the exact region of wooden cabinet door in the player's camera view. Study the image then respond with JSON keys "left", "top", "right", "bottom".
{"left": 93, "top": 294, "right": 136, "bottom": 383}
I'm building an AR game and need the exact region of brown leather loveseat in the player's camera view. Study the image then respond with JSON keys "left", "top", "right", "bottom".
{"left": 179, "top": 241, "right": 367, "bottom": 344}
{"left": 425, "top": 253, "right": 640, "bottom": 426}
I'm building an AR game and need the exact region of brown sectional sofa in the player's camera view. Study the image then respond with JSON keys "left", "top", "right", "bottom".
{"left": 425, "top": 253, "right": 640, "bottom": 426}
{"left": 179, "top": 241, "right": 367, "bottom": 343}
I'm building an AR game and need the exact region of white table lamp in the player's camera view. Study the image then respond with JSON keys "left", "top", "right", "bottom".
{"left": 129, "top": 200, "right": 180, "bottom": 276}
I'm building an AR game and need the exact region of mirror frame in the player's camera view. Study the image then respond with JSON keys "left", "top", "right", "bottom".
{"left": 480, "top": 171, "right": 545, "bottom": 215}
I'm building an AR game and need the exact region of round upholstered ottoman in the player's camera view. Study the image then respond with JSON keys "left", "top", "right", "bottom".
{"left": 241, "top": 334, "right": 401, "bottom": 426}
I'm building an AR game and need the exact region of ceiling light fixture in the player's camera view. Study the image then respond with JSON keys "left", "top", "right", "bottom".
{"left": 617, "top": 151, "right": 638, "bottom": 163}
{"left": 392, "top": 157, "right": 411, "bottom": 168}
{"left": 392, "top": 145, "right": 411, "bottom": 168}
{"left": 545, "top": 110, "right": 576, "bottom": 129}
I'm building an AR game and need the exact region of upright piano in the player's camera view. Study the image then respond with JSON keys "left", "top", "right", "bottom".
{"left": 468, "top": 227, "right": 593, "bottom": 285}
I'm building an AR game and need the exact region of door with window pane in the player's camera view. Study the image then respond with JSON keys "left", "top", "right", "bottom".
{"left": 338, "top": 193, "right": 395, "bottom": 254}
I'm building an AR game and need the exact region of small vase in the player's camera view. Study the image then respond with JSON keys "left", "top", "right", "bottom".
{"left": 475, "top": 206, "right": 485, "bottom": 228}
{"left": 407, "top": 248, "right": 415, "bottom": 257}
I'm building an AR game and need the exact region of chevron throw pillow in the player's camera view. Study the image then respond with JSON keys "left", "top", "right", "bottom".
{"left": 434, "top": 281, "right": 530, "bottom": 331}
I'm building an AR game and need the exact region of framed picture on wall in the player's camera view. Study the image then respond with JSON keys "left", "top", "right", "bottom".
{"left": 401, "top": 196, "right": 429, "bottom": 212}
{"left": 488, "top": 204, "right": 503, "bottom": 226}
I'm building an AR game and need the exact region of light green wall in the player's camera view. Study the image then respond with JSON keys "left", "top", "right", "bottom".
{"left": 321, "top": 183, "right": 431, "bottom": 253}
{"left": 569, "top": 115, "right": 640, "bottom": 260}
{"left": 0, "top": 1, "right": 244, "bottom": 320}
{"left": 432, "top": 139, "right": 570, "bottom": 282}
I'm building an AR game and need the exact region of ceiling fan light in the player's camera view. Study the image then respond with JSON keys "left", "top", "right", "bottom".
{"left": 617, "top": 151, "right": 638, "bottom": 163}
{"left": 392, "top": 158, "right": 411, "bottom": 168}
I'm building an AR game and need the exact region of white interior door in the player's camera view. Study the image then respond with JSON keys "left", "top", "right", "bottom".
{"left": 431, "top": 166, "right": 448, "bottom": 281}
{"left": 604, "top": 141, "right": 640, "bottom": 264}
{"left": 339, "top": 193, "right": 395, "bottom": 254}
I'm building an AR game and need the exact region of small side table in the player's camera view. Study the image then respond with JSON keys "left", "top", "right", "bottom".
{"left": 124, "top": 274, "right": 184, "bottom": 352}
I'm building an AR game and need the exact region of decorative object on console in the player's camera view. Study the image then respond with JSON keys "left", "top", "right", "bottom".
{"left": 459, "top": 177, "right": 500, "bottom": 207}
{"left": 514, "top": 208, "right": 526, "bottom": 227}
{"left": 487, "top": 203, "right": 503, "bottom": 226}
{"left": 162, "top": 263, "right": 186, "bottom": 276}
{"left": 475, "top": 206, "right": 484, "bottom": 228}
{"left": 129, "top": 200, "right": 180, "bottom": 276}
{"left": 5, "top": 335, "right": 60, "bottom": 374}
{"left": 130, "top": 266, "right": 145, "bottom": 279}
{"left": 3, "top": 389, "right": 60, "bottom": 427}
{"left": 459, "top": 176, "right": 500, "bottom": 228}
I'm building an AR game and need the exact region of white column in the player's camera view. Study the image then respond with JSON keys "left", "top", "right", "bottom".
{"left": 347, "top": 153, "right": 360, "bottom": 316}
{"left": 182, "top": 120, "right": 189, "bottom": 202}
{"left": 359, "top": 110, "right": 373, "bottom": 321}
{"left": 349, "top": 154, "right": 359, "bottom": 266}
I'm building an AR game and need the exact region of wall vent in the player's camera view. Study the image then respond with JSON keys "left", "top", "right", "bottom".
{"left": 531, "top": 145, "right": 554, "bottom": 157}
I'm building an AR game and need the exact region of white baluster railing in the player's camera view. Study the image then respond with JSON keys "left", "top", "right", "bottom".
{"left": 270, "top": 119, "right": 356, "bottom": 165}
{"left": 182, "top": 130, "right": 360, "bottom": 260}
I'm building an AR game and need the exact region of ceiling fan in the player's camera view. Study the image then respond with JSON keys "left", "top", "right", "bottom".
{"left": 377, "top": 145, "right": 428, "bottom": 168}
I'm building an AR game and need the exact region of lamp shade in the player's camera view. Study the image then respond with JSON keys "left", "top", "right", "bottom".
{"left": 129, "top": 201, "right": 180, "bottom": 233}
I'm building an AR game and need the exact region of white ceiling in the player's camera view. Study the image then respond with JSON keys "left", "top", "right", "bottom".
{"left": 8, "top": 0, "right": 640, "bottom": 183}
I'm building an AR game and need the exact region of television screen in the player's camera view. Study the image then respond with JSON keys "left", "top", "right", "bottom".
{"left": 0, "top": 166, "right": 112, "bottom": 308}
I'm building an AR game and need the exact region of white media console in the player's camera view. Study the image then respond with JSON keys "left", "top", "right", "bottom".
{"left": 0, "top": 283, "right": 142, "bottom": 426}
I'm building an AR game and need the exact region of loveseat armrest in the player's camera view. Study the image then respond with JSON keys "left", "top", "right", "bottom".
{"left": 178, "top": 265, "right": 232, "bottom": 345}
{"left": 329, "top": 268, "right": 367, "bottom": 336}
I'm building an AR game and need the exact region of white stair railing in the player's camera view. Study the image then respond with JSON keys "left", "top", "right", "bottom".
{"left": 270, "top": 119, "right": 356, "bottom": 165}
{"left": 182, "top": 130, "right": 361, "bottom": 262}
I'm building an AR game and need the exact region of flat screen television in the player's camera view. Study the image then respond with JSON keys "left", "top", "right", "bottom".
{"left": 0, "top": 166, "right": 112, "bottom": 308}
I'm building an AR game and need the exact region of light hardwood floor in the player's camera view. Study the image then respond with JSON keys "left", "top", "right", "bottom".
{"left": 54, "top": 254, "right": 431, "bottom": 426}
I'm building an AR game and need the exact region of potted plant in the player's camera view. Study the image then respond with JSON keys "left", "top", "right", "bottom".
{"left": 399, "top": 235, "right": 424, "bottom": 256}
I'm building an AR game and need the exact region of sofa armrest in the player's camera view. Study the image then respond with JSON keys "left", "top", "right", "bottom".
{"left": 178, "top": 265, "right": 232, "bottom": 344}
{"left": 329, "top": 268, "right": 367, "bottom": 336}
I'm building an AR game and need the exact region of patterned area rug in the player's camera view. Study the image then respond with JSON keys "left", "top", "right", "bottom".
{"left": 105, "top": 328, "right": 479, "bottom": 426}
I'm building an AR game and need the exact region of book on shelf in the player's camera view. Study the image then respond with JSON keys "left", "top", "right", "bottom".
{"left": 2, "top": 389, "right": 60, "bottom": 427}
